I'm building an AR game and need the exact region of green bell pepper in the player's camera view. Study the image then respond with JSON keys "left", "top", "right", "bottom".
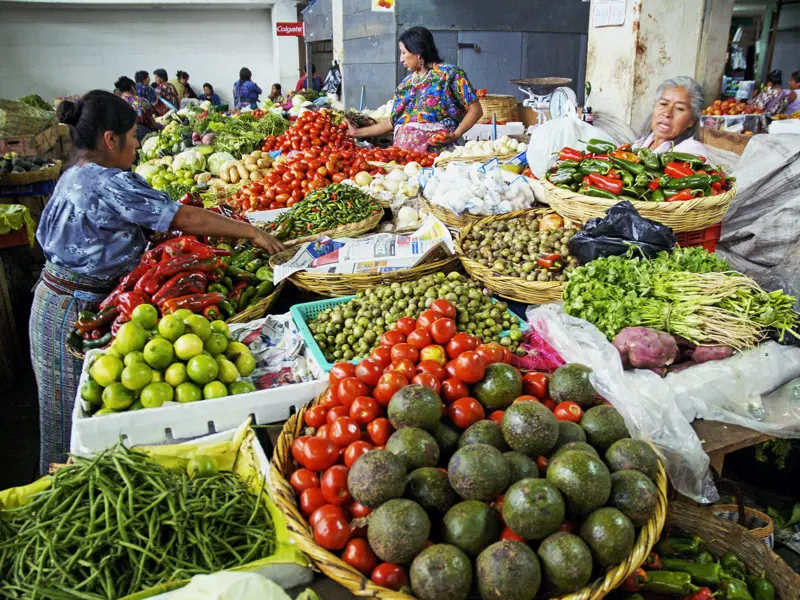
{"left": 659, "top": 557, "right": 726, "bottom": 587}
{"left": 746, "top": 572, "right": 775, "bottom": 600}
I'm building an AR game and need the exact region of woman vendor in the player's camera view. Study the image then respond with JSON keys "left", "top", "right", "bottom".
{"left": 633, "top": 76, "right": 708, "bottom": 156}
{"left": 31, "top": 91, "right": 283, "bottom": 474}
{"left": 347, "top": 26, "right": 484, "bottom": 152}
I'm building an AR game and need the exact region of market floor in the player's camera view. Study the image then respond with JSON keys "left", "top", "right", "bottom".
{"left": 1, "top": 364, "right": 39, "bottom": 491}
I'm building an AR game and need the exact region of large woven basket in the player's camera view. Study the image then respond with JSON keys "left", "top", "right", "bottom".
{"left": 478, "top": 94, "right": 520, "bottom": 123}
{"left": 226, "top": 281, "right": 284, "bottom": 324}
{"left": 668, "top": 502, "right": 799, "bottom": 599}
{"left": 421, "top": 198, "right": 483, "bottom": 230}
{"left": 455, "top": 208, "right": 573, "bottom": 305}
{"left": 269, "top": 250, "right": 459, "bottom": 297}
{"left": 0, "top": 160, "right": 61, "bottom": 185}
{"left": 543, "top": 180, "right": 737, "bottom": 233}
{"left": 434, "top": 152, "right": 518, "bottom": 167}
{"left": 270, "top": 392, "right": 668, "bottom": 600}
{"left": 278, "top": 211, "right": 384, "bottom": 248}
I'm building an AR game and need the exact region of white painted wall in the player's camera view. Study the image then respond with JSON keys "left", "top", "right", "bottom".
{"left": 0, "top": 3, "right": 300, "bottom": 106}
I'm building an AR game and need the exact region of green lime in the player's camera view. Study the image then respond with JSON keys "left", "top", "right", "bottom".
{"left": 129, "top": 400, "right": 145, "bottom": 411}
{"left": 93, "top": 407, "right": 118, "bottom": 417}
{"left": 115, "top": 322, "right": 148, "bottom": 355}
{"left": 186, "top": 355, "right": 219, "bottom": 385}
{"left": 105, "top": 345, "right": 123, "bottom": 359}
{"left": 174, "top": 334, "right": 204, "bottom": 361}
{"left": 131, "top": 304, "right": 158, "bottom": 330}
{"left": 175, "top": 382, "right": 202, "bottom": 403}
{"left": 124, "top": 351, "right": 147, "bottom": 367}
{"left": 140, "top": 382, "right": 174, "bottom": 408}
{"left": 235, "top": 353, "right": 256, "bottom": 377}
{"left": 81, "top": 380, "right": 104, "bottom": 406}
{"left": 144, "top": 338, "right": 175, "bottom": 370}
{"left": 102, "top": 382, "right": 135, "bottom": 411}
{"left": 203, "top": 381, "right": 228, "bottom": 399}
{"left": 164, "top": 363, "right": 188, "bottom": 387}
{"left": 158, "top": 314, "right": 185, "bottom": 342}
{"left": 204, "top": 333, "right": 228, "bottom": 356}
{"left": 121, "top": 362, "right": 153, "bottom": 391}
{"left": 210, "top": 320, "right": 230, "bottom": 337}
{"left": 90, "top": 355, "right": 124, "bottom": 387}
{"left": 225, "top": 341, "right": 250, "bottom": 361}
{"left": 173, "top": 309, "right": 193, "bottom": 321}
{"left": 184, "top": 314, "right": 212, "bottom": 341}
{"left": 187, "top": 455, "right": 218, "bottom": 478}
{"left": 151, "top": 370, "right": 164, "bottom": 383}
{"left": 216, "top": 358, "right": 239, "bottom": 384}
{"left": 229, "top": 380, "right": 256, "bottom": 395}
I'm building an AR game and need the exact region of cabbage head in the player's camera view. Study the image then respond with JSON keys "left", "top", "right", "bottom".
{"left": 172, "top": 149, "right": 206, "bottom": 173}
{"left": 134, "top": 162, "right": 165, "bottom": 184}
{"left": 207, "top": 152, "right": 236, "bottom": 176}
{"left": 141, "top": 136, "right": 159, "bottom": 160}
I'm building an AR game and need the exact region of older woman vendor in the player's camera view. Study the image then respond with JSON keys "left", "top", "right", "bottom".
{"left": 634, "top": 76, "right": 708, "bottom": 156}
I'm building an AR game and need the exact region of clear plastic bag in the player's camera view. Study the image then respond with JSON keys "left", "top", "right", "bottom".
{"left": 525, "top": 114, "right": 616, "bottom": 178}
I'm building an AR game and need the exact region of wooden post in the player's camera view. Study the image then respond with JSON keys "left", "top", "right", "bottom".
{"left": 764, "top": 0, "right": 783, "bottom": 80}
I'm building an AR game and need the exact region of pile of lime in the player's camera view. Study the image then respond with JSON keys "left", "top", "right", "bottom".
{"left": 80, "top": 304, "right": 258, "bottom": 417}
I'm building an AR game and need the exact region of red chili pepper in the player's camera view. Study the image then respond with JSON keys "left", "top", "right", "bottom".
{"left": 135, "top": 265, "right": 163, "bottom": 295}
{"left": 212, "top": 247, "right": 233, "bottom": 257}
{"left": 559, "top": 147, "right": 584, "bottom": 162}
{"left": 145, "top": 255, "right": 222, "bottom": 294}
{"left": 117, "top": 259, "right": 157, "bottom": 292}
{"left": 203, "top": 305, "right": 221, "bottom": 320}
{"left": 76, "top": 306, "right": 119, "bottom": 334}
{"left": 644, "top": 552, "right": 662, "bottom": 570}
{"left": 665, "top": 162, "right": 695, "bottom": 178}
{"left": 537, "top": 253, "right": 562, "bottom": 269}
{"left": 151, "top": 271, "right": 208, "bottom": 306}
{"left": 667, "top": 189, "right": 699, "bottom": 202}
{"left": 111, "top": 313, "right": 131, "bottom": 336}
{"left": 618, "top": 143, "right": 632, "bottom": 151}
{"left": 711, "top": 181, "right": 722, "bottom": 192}
{"left": 162, "top": 292, "right": 226, "bottom": 315}
{"left": 593, "top": 154, "right": 611, "bottom": 161}
{"left": 115, "top": 291, "right": 151, "bottom": 318}
{"left": 683, "top": 587, "right": 715, "bottom": 600}
{"left": 588, "top": 173, "right": 624, "bottom": 195}
{"left": 177, "top": 238, "right": 217, "bottom": 259}
{"left": 142, "top": 236, "right": 198, "bottom": 264}
{"left": 610, "top": 150, "right": 641, "bottom": 163}
{"left": 227, "top": 280, "right": 249, "bottom": 304}
{"left": 99, "top": 287, "right": 126, "bottom": 311}
{"left": 648, "top": 180, "right": 660, "bottom": 191}
{"left": 621, "top": 568, "right": 648, "bottom": 592}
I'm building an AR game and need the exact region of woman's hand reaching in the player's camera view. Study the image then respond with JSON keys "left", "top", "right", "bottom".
{"left": 251, "top": 229, "right": 285, "bottom": 255}
{"left": 429, "top": 131, "right": 460, "bottom": 146}
{"left": 345, "top": 119, "right": 359, "bottom": 137}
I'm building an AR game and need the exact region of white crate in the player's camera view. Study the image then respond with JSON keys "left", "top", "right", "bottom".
{"left": 71, "top": 349, "right": 327, "bottom": 456}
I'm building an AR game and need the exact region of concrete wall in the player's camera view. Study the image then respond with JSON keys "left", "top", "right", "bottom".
{"left": 697, "top": 0, "right": 736, "bottom": 105}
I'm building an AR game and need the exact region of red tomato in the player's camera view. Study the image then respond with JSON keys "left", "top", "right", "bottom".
{"left": 448, "top": 397, "right": 485, "bottom": 429}
{"left": 300, "top": 487, "right": 327, "bottom": 515}
{"left": 329, "top": 417, "right": 361, "bottom": 447}
{"left": 309, "top": 504, "right": 347, "bottom": 528}
{"left": 355, "top": 358, "right": 382, "bottom": 387}
{"left": 394, "top": 316, "right": 417, "bottom": 336}
{"left": 447, "top": 333, "right": 480, "bottom": 359}
{"left": 489, "top": 410, "right": 505, "bottom": 425}
{"left": 441, "top": 378, "right": 469, "bottom": 405}
{"left": 500, "top": 527, "right": 526, "bottom": 542}
{"left": 316, "top": 424, "right": 330, "bottom": 439}
{"left": 522, "top": 372, "right": 550, "bottom": 400}
{"left": 416, "top": 309, "right": 441, "bottom": 331}
{"left": 514, "top": 395, "right": 540, "bottom": 403}
{"left": 385, "top": 359, "right": 416, "bottom": 380}
{"left": 314, "top": 512, "right": 350, "bottom": 550}
{"left": 557, "top": 521, "right": 577, "bottom": 534}
{"left": 542, "top": 398, "right": 557, "bottom": 411}
{"left": 344, "top": 440, "right": 373, "bottom": 468}
{"left": 320, "top": 465, "right": 351, "bottom": 505}
{"left": 343, "top": 538, "right": 378, "bottom": 575}
{"left": 379, "top": 330, "right": 406, "bottom": 347}
{"left": 491, "top": 495, "right": 504, "bottom": 513}
{"left": 554, "top": 401, "right": 584, "bottom": 423}
{"left": 475, "top": 343, "right": 506, "bottom": 366}
{"left": 373, "top": 372, "right": 408, "bottom": 406}
{"left": 371, "top": 564, "right": 409, "bottom": 591}
{"left": 503, "top": 348, "right": 514, "bottom": 364}
{"left": 329, "top": 362, "right": 356, "bottom": 388}
{"left": 430, "top": 299, "right": 457, "bottom": 319}
{"left": 299, "top": 437, "right": 338, "bottom": 471}
{"left": 416, "top": 360, "right": 446, "bottom": 381}
{"left": 326, "top": 405, "right": 350, "bottom": 425}
{"left": 412, "top": 373, "right": 441, "bottom": 394}
{"left": 350, "top": 396, "right": 380, "bottom": 425}
{"left": 390, "top": 343, "right": 419, "bottom": 364}
{"left": 369, "top": 346, "right": 392, "bottom": 369}
{"left": 454, "top": 351, "right": 485, "bottom": 384}
{"left": 318, "top": 388, "right": 340, "bottom": 408}
{"left": 536, "top": 455, "right": 549, "bottom": 475}
{"left": 304, "top": 406, "right": 328, "bottom": 429}
{"left": 366, "top": 417, "right": 393, "bottom": 446}
{"left": 430, "top": 318, "right": 457, "bottom": 345}
{"left": 348, "top": 500, "right": 372, "bottom": 518}
{"left": 444, "top": 359, "right": 458, "bottom": 379}
{"left": 336, "top": 377, "right": 370, "bottom": 408}
{"left": 289, "top": 468, "right": 319, "bottom": 494}
{"left": 419, "top": 344, "right": 447, "bottom": 366}
{"left": 406, "top": 329, "right": 434, "bottom": 351}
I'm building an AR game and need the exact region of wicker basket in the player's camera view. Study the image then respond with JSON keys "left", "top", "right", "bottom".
{"left": 434, "top": 152, "right": 519, "bottom": 167}
{"left": 421, "top": 198, "right": 484, "bottom": 230}
{"left": 280, "top": 211, "right": 384, "bottom": 248}
{"left": 455, "top": 208, "right": 572, "bottom": 305}
{"left": 543, "top": 180, "right": 737, "bottom": 233}
{"left": 269, "top": 250, "right": 460, "bottom": 297}
{"left": 0, "top": 160, "right": 61, "bottom": 185}
{"left": 668, "top": 502, "right": 799, "bottom": 599}
{"left": 226, "top": 281, "right": 284, "bottom": 325}
{"left": 270, "top": 392, "right": 668, "bottom": 600}
{"left": 478, "top": 94, "right": 520, "bottom": 124}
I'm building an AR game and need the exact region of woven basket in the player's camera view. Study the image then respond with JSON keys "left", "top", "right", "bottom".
{"left": 543, "top": 180, "right": 737, "bottom": 233}
{"left": 668, "top": 502, "right": 799, "bottom": 599}
{"left": 280, "top": 211, "right": 384, "bottom": 248}
{"left": 0, "top": 160, "right": 61, "bottom": 185}
{"left": 455, "top": 208, "right": 572, "bottom": 305}
{"left": 226, "top": 281, "right": 284, "bottom": 325}
{"left": 478, "top": 94, "right": 520, "bottom": 124}
{"left": 270, "top": 392, "right": 668, "bottom": 600}
{"left": 434, "top": 152, "right": 518, "bottom": 167}
{"left": 269, "top": 251, "right": 459, "bottom": 297}
{"left": 421, "top": 198, "right": 483, "bottom": 230}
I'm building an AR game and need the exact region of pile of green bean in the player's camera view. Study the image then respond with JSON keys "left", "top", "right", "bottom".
{"left": 0, "top": 446, "right": 276, "bottom": 600}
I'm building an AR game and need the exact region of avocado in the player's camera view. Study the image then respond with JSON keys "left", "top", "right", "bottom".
{"left": 610, "top": 470, "right": 658, "bottom": 526}
{"left": 503, "top": 451, "right": 539, "bottom": 484}
{"left": 406, "top": 467, "right": 459, "bottom": 514}
{"left": 458, "top": 420, "right": 508, "bottom": 451}
{"left": 551, "top": 441, "right": 599, "bottom": 460}
{"left": 386, "top": 427, "right": 440, "bottom": 471}
{"left": 472, "top": 363, "right": 523, "bottom": 410}
{"left": 433, "top": 419, "right": 461, "bottom": 465}
{"left": 502, "top": 478, "right": 565, "bottom": 541}
{"left": 552, "top": 420, "right": 587, "bottom": 452}
{"left": 368, "top": 499, "right": 430, "bottom": 564}
{"left": 548, "top": 364, "right": 598, "bottom": 408}
{"left": 546, "top": 450, "right": 611, "bottom": 518}
{"left": 605, "top": 439, "right": 660, "bottom": 481}
{"left": 410, "top": 544, "right": 473, "bottom": 600}
{"left": 448, "top": 443, "right": 510, "bottom": 501}
{"left": 537, "top": 532, "right": 593, "bottom": 594}
{"left": 476, "top": 540, "right": 541, "bottom": 600}
{"left": 388, "top": 385, "right": 444, "bottom": 432}
{"left": 347, "top": 449, "right": 407, "bottom": 508}
{"left": 580, "top": 405, "right": 630, "bottom": 451}
{"left": 502, "top": 401, "right": 558, "bottom": 456}
{"left": 442, "top": 500, "right": 501, "bottom": 558}
{"left": 579, "top": 507, "right": 635, "bottom": 566}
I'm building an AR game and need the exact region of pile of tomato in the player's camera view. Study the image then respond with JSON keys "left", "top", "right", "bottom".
{"left": 285, "top": 298, "right": 586, "bottom": 590}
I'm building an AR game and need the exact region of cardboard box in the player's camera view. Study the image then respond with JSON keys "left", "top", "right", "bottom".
{"left": 0, "top": 125, "right": 58, "bottom": 156}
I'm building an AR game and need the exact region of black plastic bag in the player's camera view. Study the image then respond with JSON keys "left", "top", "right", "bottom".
{"left": 567, "top": 201, "right": 677, "bottom": 264}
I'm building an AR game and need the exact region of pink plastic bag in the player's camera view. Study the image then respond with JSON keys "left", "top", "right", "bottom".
{"left": 393, "top": 123, "right": 447, "bottom": 153}
{"left": 511, "top": 330, "right": 565, "bottom": 372}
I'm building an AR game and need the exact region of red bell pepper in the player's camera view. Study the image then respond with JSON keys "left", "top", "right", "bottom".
{"left": 111, "top": 313, "right": 131, "bottom": 336}
{"left": 162, "top": 292, "right": 226, "bottom": 315}
{"left": 593, "top": 154, "right": 611, "bottom": 161}
{"left": 142, "top": 236, "right": 198, "bottom": 264}
{"left": 100, "top": 287, "right": 125, "bottom": 311}
{"left": 683, "top": 587, "right": 715, "bottom": 600}
{"left": 644, "top": 552, "right": 662, "bottom": 570}
{"left": 75, "top": 305, "right": 119, "bottom": 334}
{"left": 588, "top": 173, "right": 624, "bottom": 195}
{"left": 648, "top": 180, "right": 660, "bottom": 191}
{"left": 135, "top": 265, "right": 162, "bottom": 295}
{"left": 667, "top": 189, "right": 701, "bottom": 202}
{"left": 537, "top": 253, "right": 562, "bottom": 269}
{"left": 203, "top": 305, "right": 221, "bottom": 320}
{"left": 141, "top": 255, "right": 221, "bottom": 295}
{"left": 115, "top": 291, "right": 151, "bottom": 318}
{"left": 151, "top": 271, "right": 208, "bottom": 306}
{"left": 559, "top": 147, "right": 584, "bottom": 162}
{"left": 665, "top": 162, "right": 695, "bottom": 178}
{"left": 117, "top": 259, "right": 157, "bottom": 292}
{"left": 621, "top": 568, "right": 648, "bottom": 592}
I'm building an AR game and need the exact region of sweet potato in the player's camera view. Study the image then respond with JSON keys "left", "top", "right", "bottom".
{"left": 667, "top": 361, "right": 696, "bottom": 375}
{"left": 692, "top": 345, "right": 735, "bottom": 364}
{"left": 612, "top": 327, "right": 680, "bottom": 370}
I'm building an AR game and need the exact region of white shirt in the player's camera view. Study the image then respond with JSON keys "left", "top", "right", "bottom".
{"left": 633, "top": 132, "right": 709, "bottom": 157}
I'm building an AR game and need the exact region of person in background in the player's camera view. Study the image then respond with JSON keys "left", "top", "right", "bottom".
{"left": 179, "top": 71, "right": 197, "bottom": 99}
{"left": 233, "top": 67, "right": 262, "bottom": 110}
{"left": 153, "top": 69, "right": 179, "bottom": 113}
{"left": 168, "top": 71, "right": 185, "bottom": 99}
{"left": 295, "top": 65, "right": 323, "bottom": 92}
{"left": 31, "top": 91, "right": 284, "bottom": 474}
{"left": 269, "top": 83, "right": 284, "bottom": 104}
{"left": 134, "top": 71, "right": 157, "bottom": 105}
{"left": 200, "top": 83, "right": 221, "bottom": 105}
{"left": 632, "top": 76, "right": 708, "bottom": 155}
{"left": 114, "top": 76, "right": 162, "bottom": 142}
{"left": 783, "top": 71, "right": 800, "bottom": 115}
{"left": 749, "top": 70, "right": 791, "bottom": 117}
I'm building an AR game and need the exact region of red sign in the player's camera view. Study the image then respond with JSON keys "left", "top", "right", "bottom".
{"left": 277, "top": 22, "right": 305, "bottom": 37}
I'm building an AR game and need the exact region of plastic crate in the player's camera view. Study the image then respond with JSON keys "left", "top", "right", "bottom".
{"left": 676, "top": 223, "right": 722, "bottom": 252}
{"left": 291, "top": 295, "right": 529, "bottom": 372}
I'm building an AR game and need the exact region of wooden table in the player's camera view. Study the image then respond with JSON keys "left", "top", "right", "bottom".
{"left": 691, "top": 419, "right": 774, "bottom": 473}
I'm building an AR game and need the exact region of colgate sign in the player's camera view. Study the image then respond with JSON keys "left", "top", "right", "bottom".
{"left": 277, "top": 22, "right": 305, "bottom": 37}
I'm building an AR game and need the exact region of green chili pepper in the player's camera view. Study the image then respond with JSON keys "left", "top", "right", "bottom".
{"left": 584, "top": 138, "right": 617, "bottom": 154}
{"left": 665, "top": 174, "right": 713, "bottom": 190}
{"left": 646, "top": 168, "right": 664, "bottom": 179}
{"left": 719, "top": 578, "right": 754, "bottom": 600}
{"left": 226, "top": 266, "right": 258, "bottom": 285}
{"left": 218, "top": 301, "right": 235, "bottom": 318}
{"left": 239, "top": 286, "right": 256, "bottom": 309}
{"left": 641, "top": 571, "right": 700, "bottom": 595}
{"left": 746, "top": 572, "right": 775, "bottom": 600}
{"left": 579, "top": 185, "right": 619, "bottom": 200}
{"left": 78, "top": 311, "right": 96, "bottom": 321}
{"left": 556, "top": 184, "right": 573, "bottom": 191}
{"left": 656, "top": 536, "right": 704, "bottom": 557}
{"left": 220, "top": 276, "right": 233, "bottom": 290}
{"left": 638, "top": 147, "right": 661, "bottom": 170}
{"left": 659, "top": 557, "right": 726, "bottom": 587}
{"left": 83, "top": 332, "right": 112, "bottom": 350}
{"left": 661, "top": 152, "right": 676, "bottom": 166}
{"left": 549, "top": 169, "right": 578, "bottom": 184}
{"left": 619, "top": 171, "right": 634, "bottom": 187}
{"left": 670, "top": 152, "right": 709, "bottom": 167}
{"left": 696, "top": 551, "right": 716, "bottom": 565}
{"left": 250, "top": 281, "right": 275, "bottom": 304}
{"left": 207, "top": 283, "right": 228, "bottom": 295}
{"left": 610, "top": 156, "right": 646, "bottom": 175}
{"left": 244, "top": 258, "right": 264, "bottom": 273}
{"left": 634, "top": 173, "right": 650, "bottom": 187}
{"left": 720, "top": 552, "right": 748, "bottom": 580}
{"left": 230, "top": 249, "right": 256, "bottom": 269}
{"left": 255, "top": 266, "right": 273, "bottom": 283}
{"left": 554, "top": 160, "right": 581, "bottom": 170}
{"left": 622, "top": 186, "right": 646, "bottom": 198}
{"left": 579, "top": 159, "right": 612, "bottom": 175}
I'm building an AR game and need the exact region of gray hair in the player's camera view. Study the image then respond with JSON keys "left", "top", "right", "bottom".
{"left": 641, "top": 76, "right": 705, "bottom": 142}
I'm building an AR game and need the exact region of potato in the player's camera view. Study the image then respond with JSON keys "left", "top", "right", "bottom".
{"left": 219, "top": 169, "right": 231, "bottom": 183}
{"left": 244, "top": 156, "right": 257, "bottom": 166}
{"left": 229, "top": 167, "right": 240, "bottom": 184}
{"left": 237, "top": 164, "right": 249, "bottom": 180}
{"left": 249, "top": 171, "right": 260, "bottom": 181}
{"left": 245, "top": 163, "right": 259, "bottom": 172}
{"left": 251, "top": 150, "right": 262, "bottom": 158}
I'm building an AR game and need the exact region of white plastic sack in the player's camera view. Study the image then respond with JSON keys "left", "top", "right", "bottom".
{"left": 525, "top": 114, "right": 616, "bottom": 178}
{"left": 168, "top": 572, "right": 290, "bottom": 600}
